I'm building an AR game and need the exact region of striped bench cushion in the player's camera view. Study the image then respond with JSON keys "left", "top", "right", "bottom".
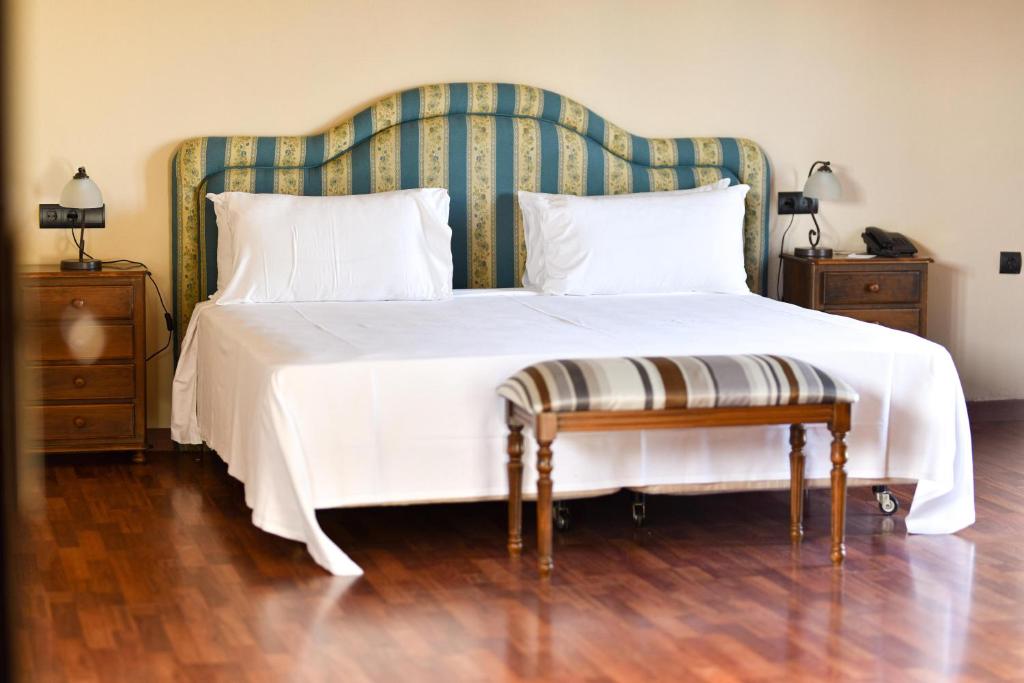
{"left": 498, "top": 354, "right": 858, "bottom": 415}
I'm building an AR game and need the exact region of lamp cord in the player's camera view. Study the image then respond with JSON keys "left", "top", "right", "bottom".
{"left": 775, "top": 213, "right": 796, "bottom": 300}
{"left": 68, "top": 229, "right": 174, "bottom": 362}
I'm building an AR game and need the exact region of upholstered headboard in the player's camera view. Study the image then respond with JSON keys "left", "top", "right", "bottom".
{"left": 172, "top": 82, "right": 770, "bottom": 351}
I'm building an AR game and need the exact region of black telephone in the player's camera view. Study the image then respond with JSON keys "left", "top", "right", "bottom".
{"left": 862, "top": 227, "right": 918, "bottom": 258}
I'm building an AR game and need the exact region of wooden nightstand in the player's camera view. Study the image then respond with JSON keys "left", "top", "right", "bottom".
{"left": 20, "top": 265, "right": 147, "bottom": 461}
{"left": 781, "top": 254, "right": 931, "bottom": 336}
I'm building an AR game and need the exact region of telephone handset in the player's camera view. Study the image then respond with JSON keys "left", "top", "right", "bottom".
{"left": 862, "top": 227, "right": 918, "bottom": 258}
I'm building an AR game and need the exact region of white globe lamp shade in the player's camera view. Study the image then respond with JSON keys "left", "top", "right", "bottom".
{"left": 803, "top": 167, "right": 841, "bottom": 201}
{"left": 59, "top": 167, "right": 104, "bottom": 209}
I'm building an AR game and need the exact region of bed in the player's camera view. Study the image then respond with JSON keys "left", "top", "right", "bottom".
{"left": 170, "top": 83, "right": 974, "bottom": 576}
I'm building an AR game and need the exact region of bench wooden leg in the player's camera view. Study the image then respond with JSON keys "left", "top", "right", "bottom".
{"left": 536, "top": 439, "right": 554, "bottom": 577}
{"left": 829, "top": 414, "right": 850, "bottom": 565}
{"left": 789, "top": 424, "right": 806, "bottom": 541}
{"left": 507, "top": 422, "right": 524, "bottom": 556}
{"left": 536, "top": 413, "right": 557, "bottom": 577}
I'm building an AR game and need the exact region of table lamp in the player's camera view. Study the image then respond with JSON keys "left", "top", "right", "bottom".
{"left": 38, "top": 167, "right": 106, "bottom": 271}
{"left": 793, "top": 161, "right": 842, "bottom": 259}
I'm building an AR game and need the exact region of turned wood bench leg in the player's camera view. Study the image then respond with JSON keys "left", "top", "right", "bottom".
{"left": 829, "top": 429, "right": 849, "bottom": 564}
{"left": 506, "top": 423, "right": 524, "bottom": 556}
{"left": 536, "top": 438, "right": 554, "bottom": 577}
{"left": 535, "top": 413, "right": 557, "bottom": 577}
{"left": 789, "top": 424, "right": 806, "bottom": 541}
{"left": 829, "top": 404, "right": 851, "bottom": 565}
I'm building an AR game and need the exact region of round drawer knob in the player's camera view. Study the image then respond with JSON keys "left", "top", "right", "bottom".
{"left": 71, "top": 298, "right": 86, "bottom": 309}
{"left": 866, "top": 283, "right": 881, "bottom": 293}
{"left": 72, "top": 417, "right": 86, "bottom": 428}
{"left": 73, "top": 376, "right": 86, "bottom": 387}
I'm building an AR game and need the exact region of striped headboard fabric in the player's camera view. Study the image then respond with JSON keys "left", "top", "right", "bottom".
{"left": 171, "top": 82, "right": 770, "bottom": 350}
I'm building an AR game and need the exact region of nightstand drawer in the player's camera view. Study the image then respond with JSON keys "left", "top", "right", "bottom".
{"left": 822, "top": 271, "right": 922, "bottom": 306}
{"left": 29, "top": 364, "right": 135, "bottom": 401}
{"left": 25, "top": 324, "right": 134, "bottom": 362}
{"left": 30, "top": 403, "right": 136, "bottom": 441}
{"left": 828, "top": 307, "right": 921, "bottom": 334}
{"left": 23, "top": 284, "right": 134, "bottom": 322}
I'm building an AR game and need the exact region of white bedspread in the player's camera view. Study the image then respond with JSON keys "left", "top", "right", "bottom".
{"left": 171, "top": 290, "right": 974, "bottom": 575}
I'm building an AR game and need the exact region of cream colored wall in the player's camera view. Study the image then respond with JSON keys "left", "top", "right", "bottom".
{"left": 9, "top": 0, "right": 1023, "bottom": 426}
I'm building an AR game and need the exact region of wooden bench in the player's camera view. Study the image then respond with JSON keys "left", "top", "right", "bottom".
{"left": 498, "top": 354, "right": 857, "bottom": 576}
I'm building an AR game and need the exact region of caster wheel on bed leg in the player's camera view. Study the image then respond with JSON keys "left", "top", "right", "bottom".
{"left": 632, "top": 493, "right": 647, "bottom": 528}
{"left": 873, "top": 486, "right": 899, "bottom": 515}
{"left": 553, "top": 501, "right": 571, "bottom": 532}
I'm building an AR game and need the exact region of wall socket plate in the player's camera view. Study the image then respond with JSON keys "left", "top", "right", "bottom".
{"left": 777, "top": 191, "right": 819, "bottom": 215}
{"left": 999, "top": 251, "right": 1022, "bottom": 274}
{"left": 38, "top": 203, "right": 105, "bottom": 229}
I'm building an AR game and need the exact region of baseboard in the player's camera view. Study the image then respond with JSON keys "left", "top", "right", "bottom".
{"left": 967, "top": 399, "right": 1024, "bottom": 423}
{"left": 146, "top": 427, "right": 174, "bottom": 451}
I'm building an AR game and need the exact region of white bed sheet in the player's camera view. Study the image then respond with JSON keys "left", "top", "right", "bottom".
{"left": 171, "top": 290, "right": 974, "bottom": 576}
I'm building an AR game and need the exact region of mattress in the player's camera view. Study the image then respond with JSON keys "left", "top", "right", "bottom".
{"left": 171, "top": 290, "right": 974, "bottom": 575}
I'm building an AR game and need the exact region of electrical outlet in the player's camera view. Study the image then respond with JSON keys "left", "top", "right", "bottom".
{"left": 999, "top": 251, "right": 1022, "bottom": 274}
{"left": 777, "top": 191, "right": 819, "bottom": 215}
{"left": 38, "top": 203, "right": 74, "bottom": 228}
{"left": 38, "top": 203, "right": 105, "bottom": 229}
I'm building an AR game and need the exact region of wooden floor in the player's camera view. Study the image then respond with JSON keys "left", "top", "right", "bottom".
{"left": 12, "top": 420, "right": 1024, "bottom": 682}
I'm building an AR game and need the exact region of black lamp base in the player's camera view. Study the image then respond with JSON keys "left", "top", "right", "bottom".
{"left": 60, "top": 258, "right": 102, "bottom": 272}
{"left": 793, "top": 247, "right": 834, "bottom": 259}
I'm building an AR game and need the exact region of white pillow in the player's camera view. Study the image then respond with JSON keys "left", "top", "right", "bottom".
{"left": 524, "top": 183, "right": 751, "bottom": 296}
{"left": 207, "top": 189, "right": 454, "bottom": 303}
{"left": 519, "top": 178, "right": 731, "bottom": 288}
{"left": 210, "top": 196, "right": 236, "bottom": 294}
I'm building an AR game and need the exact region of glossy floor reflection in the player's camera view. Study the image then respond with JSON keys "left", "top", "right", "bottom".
{"left": 15, "top": 420, "right": 1023, "bottom": 681}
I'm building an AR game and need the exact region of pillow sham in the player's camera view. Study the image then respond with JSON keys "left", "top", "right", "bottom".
{"left": 523, "top": 183, "right": 751, "bottom": 296}
{"left": 210, "top": 197, "right": 236, "bottom": 293}
{"left": 208, "top": 189, "right": 454, "bottom": 304}
{"left": 518, "top": 178, "right": 731, "bottom": 288}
